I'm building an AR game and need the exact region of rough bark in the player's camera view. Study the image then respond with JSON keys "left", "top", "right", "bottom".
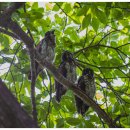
{"left": 0, "top": 79, "right": 37, "bottom": 128}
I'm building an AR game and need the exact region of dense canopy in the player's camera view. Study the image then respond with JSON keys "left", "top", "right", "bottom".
{"left": 0, "top": 2, "right": 130, "bottom": 128}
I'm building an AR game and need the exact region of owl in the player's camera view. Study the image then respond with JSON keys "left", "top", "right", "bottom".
{"left": 75, "top": 68, "right": 96, "bottom": 116}
{"left": 28, "top": 30, "right": 56, "bottom": 80}
{"left": 55, "top": 51, "right": 77, "bottom": 102}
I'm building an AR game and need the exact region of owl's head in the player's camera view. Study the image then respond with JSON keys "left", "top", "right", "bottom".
{"left": 62, "top": 51, "right": 73, "bottom": 62}
{"left": 45, "top": 30, "right": 55, "bottom": 36}
{"left": 45, "top": 30, "right": 56, "bottom": 47}
{"left": 82, "top": 68, "right": 94, "bottom": 78}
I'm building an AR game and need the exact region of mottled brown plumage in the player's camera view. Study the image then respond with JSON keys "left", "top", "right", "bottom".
{"left": 55, "top": 51, "right": 77, "bottom": 102}
{"left": 28, "top": 30, "right": 56, "bottom": 80}
{"left": 75, "top": 68, "right": 96, "bottom": 116}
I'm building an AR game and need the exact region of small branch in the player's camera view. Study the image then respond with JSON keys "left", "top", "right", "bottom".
{"left": 74, "top": 29, "right": 129, "bottom": 56}
{"left": 75, "top": 59, "right": 130, "bottom": 70}
{"left": 30, "top": 49, "right": 38, "bottom": 126}
{"left": 4, "top": 43, "right": 22, "bottom": 80}
{"left": 0, "top": 55, "right": 25, "bottom": 74}
{"left": 56, "top": 3, "right": 78, "bottom": 24}
{"left": 97, "top": 30, "right": 118, "bottom": 45}
{"left": 23, "top": 3, "right": 34, "bottom": 41}
{"left": 117, "top": 43, "right": 130, "bottom": 48}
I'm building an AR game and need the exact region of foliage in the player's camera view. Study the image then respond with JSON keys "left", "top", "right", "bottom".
{"left": 0, "top": 2, "right": 130, "bottom": 128}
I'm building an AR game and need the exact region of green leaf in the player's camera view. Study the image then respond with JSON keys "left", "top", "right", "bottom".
{"left": 0, "top": 34, "right": 10, "bottom": 48}
{"left": 76, "top": 5, "right": 89, "bottom": 16}
{"left": 84, "top": 121, "right": 94, "bottom": 128}
{"left": 53, "top": 4, "right": 59, "bottom": 11}
{"left": 56, "top": 118, "right": 64, "bottom": 128}
{"left": 91, "top": 17, "right": 99, "bottom": 32}
{"left": 64, "top": 3, "right": 71, "bottom": 13}
{"left": 112, "top": 102, "right": 120, "bottom": 113}
{"left": 66, "top": 117, "right": 81, "bottom": 126}
{"left": 96, "top": 8, "right": 107, "bottom": 24}
{"left": 31, "top": 2, "right": 38, "bottom": 9}
{"left": 111, "top": 9, "right": 123, "bottom": 20}
{"left": 47, "top": 119, "right": 54, "bottom": 128}
{"left": 38, "top": 108, "right": 47, "bottom": 121}
{"left": 82, "top": 14, "right": 91, "bottom": 29}
{"left": 0, "top": 57, "right": 4, "bottom": 64}
{"left": 52, "top": 98, "right": 61, "bottom": 110}
{"left": 115, "top": 69, "right": 126, "bottom": 77}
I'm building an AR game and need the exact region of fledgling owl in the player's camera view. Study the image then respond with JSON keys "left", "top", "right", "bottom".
{"left": 75, "top": 68, "right": 96, "bottom": 116}
{"left": 55, "top": 51, "right": 77, "bottom": 102}
{"left": 28, "top": 30, "right": 56, "bottom": 80}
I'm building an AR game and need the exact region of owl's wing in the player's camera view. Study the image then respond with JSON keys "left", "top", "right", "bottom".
{"left": 55, "top": 62, "right": 67, "bottom": 102}
{"left": 89, "top": 78, "right": 96, "bottom": 98}
{"left": 75, "top": 76, "right": 89, "bottom": 116}
{"left": 77, "top": 76, "right": 85, "bottom": 91}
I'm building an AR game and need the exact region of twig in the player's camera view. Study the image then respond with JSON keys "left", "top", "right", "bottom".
{"left": 56, "top": 3, "right": 78, "bottom": 24}
{"left": 117, "top": 43, "right": 130, "bottom": 48}
{"left": 23, "top": 3, "right": 34, "bottom": 41}
{"left": 0, "top": 55, "right": 26, "bottom": 74}
{"left": 97, "top": 30, "right": 118, "bottom": 45}
{"left": 4, "top": 43, "right": 22, "bottom": 80}
{"left": 74, "top": 30, "right": 118, "bottom": 55}
{"left": 75, "top": 59, "right": 130, "bottom": 70}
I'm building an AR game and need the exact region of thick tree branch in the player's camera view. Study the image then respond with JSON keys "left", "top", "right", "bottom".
{"left": 0, "top": 79, "right": 37, "bottom": 128}
{"left": 0, "top": 4, "right": 37, "bottom": 121}
{"left": 7, "top": 20, "right": 38, "bottom": 125}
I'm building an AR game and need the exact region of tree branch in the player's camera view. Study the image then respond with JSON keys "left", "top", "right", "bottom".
{"left": 0, "top": 79, "right": 37, "bottom": 128}
{"left": 30, "top": 48, "right": 38, "bottom": 125}
{"left": 0, "top": 20, "right": 38, "bottom": 125}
